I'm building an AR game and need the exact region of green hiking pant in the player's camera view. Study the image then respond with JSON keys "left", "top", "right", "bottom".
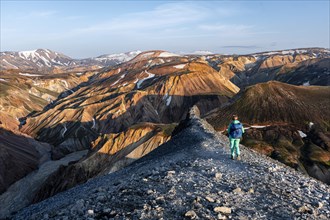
{"left": 229, "top": 138, "right": 240, "bottom": 157}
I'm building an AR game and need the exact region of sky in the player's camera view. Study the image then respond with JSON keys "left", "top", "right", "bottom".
{"left": 1, "top": 0, "right": 329, "bottom": 58}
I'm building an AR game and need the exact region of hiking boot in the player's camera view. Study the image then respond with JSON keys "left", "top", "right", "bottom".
{"left": 237, "top": 156, "right": 241, "bottom": 161}
{"left": 231, "top": 155, "right": 235, "bottom": 160}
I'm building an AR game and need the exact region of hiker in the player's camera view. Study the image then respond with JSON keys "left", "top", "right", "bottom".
{"left": 228, "top": 115, "right": 244, "bottom": 160}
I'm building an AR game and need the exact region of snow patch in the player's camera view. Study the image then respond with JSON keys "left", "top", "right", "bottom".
{"left": 252, "top": 55, "right": 261, "bottom": 60}
{"left": 166, "top": 96, "right": 172, "bottom": 106}
{"left": 2, "top": 59, "right": 19, "bottom": 69}
{"left": 139, "top": 52, "right": 155, "bottom": 59}
{"left": 40, "top": 56, "right": 51, "bottom": 67}
{"left": 120, "top": 72, "right": 126, "bottom": 79}
{"left": 95, "top": 51, "right": 141, "bottom": 63}
{"left": 302, "top": 81, "right": 310, "bottom": 86}
{"left": 189, "top": 51, "right": 213, "bottom": 55}
{"left": 45, "top": 51, "right": 51, "bottom": 59}
{"left": 19, "top": 73, "right": 42, "bottom": 77}
{"left": 295, "top": 49, "right": 307, "bottom": 54}
{"left": 136, "top": 71, "right": 155, "bottom": 89}
{"left": 147, "top": 58, "right": 165, "bottom": 68}
{"left": 75, "top": 72, "right": 83, "bottom": 76}
{"left": 260, "top": 49, "right": 308, "bottom": 56}
{"left": 0, "top": 78, "right": 7, "bottom": 82}
{"left": 111, "top": 72, "right": 127, "bottom": 86}
{"left": 251, "top": 125, "right": 268, "bottom": 128}
{"left": 158, "top": 52, "right": 179, "bottom": 58}
{"left": 173, "top": 64, "right": 186, "bottom": 69}
{"left": 309, "top": 122, "right": 314, "bottom": 129}
{"left": 281, "top": 50, "right": 295, "bottom": 55}
{"left": 18, "top": 50, "right": 37, "bottom": 60}
{"left": 298, "top": 130, "right": 307, "bottom": 138}
{"left": 163, "top": 93, "right": 172, "bottom": 106}
{"left": 61, "top": 124, "right": 67, "bottom": 138}
{"left": 111, "top": 79, "right": 120, "bottom": 86}
{"left": 262, "top": 52, "right": 278, "bottom": 56}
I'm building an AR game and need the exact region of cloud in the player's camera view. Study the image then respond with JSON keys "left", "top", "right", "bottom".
{"left": 15, "top": 10, "right": 58, "bottom": 20}
{"left": 74, "top": 2, "right": 208, "bottom": 34}
{"left": 199, "top": 24, "right": 254, "bottom": 33}
{"left": 214, "top": 7, "right": 240, "bottom": 17}
{"left": 20, "top": 1, "right": 259, "bottom": 52}
{"left": 29, "top": 10, "right": 57, "bottom": 18}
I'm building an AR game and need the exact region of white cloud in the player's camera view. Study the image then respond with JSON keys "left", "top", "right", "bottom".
{"left": 28, "top": 10, "right": 57, "bottom": 18}
{"left": 70, "top": 2, "right": 255, "bottom": 40}
{"left": 199, "top": 24, "right": 254, "bottom": 32}
{"left": 73, "top": 2, "right": 209, "bottom": 34}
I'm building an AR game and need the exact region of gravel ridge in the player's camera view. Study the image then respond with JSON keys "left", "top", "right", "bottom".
{"left": 12, "top": 107, "right": 330, "bottom": 220}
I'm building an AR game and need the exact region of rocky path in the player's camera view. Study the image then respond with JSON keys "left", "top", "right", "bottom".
{"left": 13, "top": 108, "right": 330, "bottom": 220}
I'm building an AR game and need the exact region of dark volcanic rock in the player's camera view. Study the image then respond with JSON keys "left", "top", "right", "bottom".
{"left": 241, "top": 125, "right": 330, "bottom": 184}
{"left": 13, "top": 107, "right": 330, "bottom": 220}
{"left": 0, "top": 128, "right": 51, "bottom": 194}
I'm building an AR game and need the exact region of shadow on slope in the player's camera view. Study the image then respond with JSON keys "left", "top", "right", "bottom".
{"left": 230, "top": 57, "right": 330, "bottom": 88}
{"left": 0, "top": 128, "right": 51, "bottom": 194}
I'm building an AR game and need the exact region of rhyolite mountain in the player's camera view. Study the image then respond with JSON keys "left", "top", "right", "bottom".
{"left": 0, "top": 69, "right": 98, "bottom": 130}
{"left": 0, "top": 50, "right": 239, "bottom": 217}
{"left": 206, "top": 81, "right": 330, "bottom": 184}
{"left": 20, "top": 50, "right": 238, "bottom": 196}
{"left": 0, "top": 49, "right": 141, "bottom": 71}
{"left": 0, "top": 69, "right": 98, "bottom": 196}
{"left": 1, "top": 49, "right": 74, "bottom": 70}
{"left": 205, "top": 48, "right": 330, "bottom": 87}
{"left": 206, "top": 81, "right": 330, "bottom": 130}
{"left": 1, "top": 48, "right": 329, "bottom": 218}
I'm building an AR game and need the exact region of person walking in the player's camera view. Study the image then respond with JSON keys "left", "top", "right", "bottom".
{"left": 228, "top": 115, "right": 244, "bottom": 160}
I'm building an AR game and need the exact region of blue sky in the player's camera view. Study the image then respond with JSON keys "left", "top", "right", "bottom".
{"left": 1, "top": 0, "right": 329, "bottom": 58}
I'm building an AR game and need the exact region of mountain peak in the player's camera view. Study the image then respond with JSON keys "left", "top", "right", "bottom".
{"left": 207, "top": 81, "right": 330, "bottom": 130}
{"left": 0, "top": 49, "right": 142, "bottom": 71}
{"left": 129, "top": 50, "right": 180, "bottom": 62}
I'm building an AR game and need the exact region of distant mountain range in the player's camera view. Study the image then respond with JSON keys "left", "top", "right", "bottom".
{"left": 2, "top": 47, "right": 329, "bottom": 72}
{"left": 0, "top": 49, "right": 141, "bottom": 71}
